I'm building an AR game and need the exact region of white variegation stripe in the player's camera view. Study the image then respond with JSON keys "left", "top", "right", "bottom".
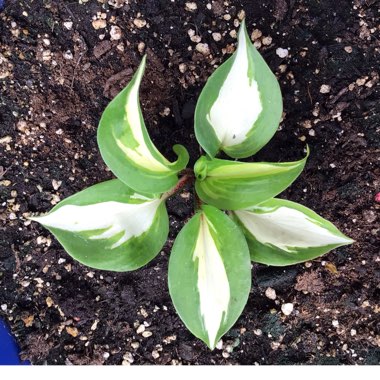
{"left": 116, "top": 58, "right": 170, "bottom": 172}
{"left": 235, "top": 207, "right": 353, "bottom": 252}
{"left": 206, "top": 24, "right": 262, "bottom": 147}
{"left": 31, "top": 199, "right": 161, "bottom": 249}
{"left": 130, "top": 193, "right": 154, "bottom": 201}
{"left": 193, "top": 215, "right": 230, "bottom": 348}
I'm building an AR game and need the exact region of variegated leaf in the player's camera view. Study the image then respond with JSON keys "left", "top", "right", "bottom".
{"left": 98, "top": 56, "right": 189, "bottom": 194}
{"left": 194, "top": 148, "right": 308, "bottom": 210}
{"left": 168, "top": 205, "right": 251, "bottom": 349}
{"left": 30, "top": 180, "right": 169, "bottom": 271}
{"left": 233, "top": 198, "right": 354, "bottom": 266}
{"left": 195, "top": 19, "right": 282, "bottom": 159}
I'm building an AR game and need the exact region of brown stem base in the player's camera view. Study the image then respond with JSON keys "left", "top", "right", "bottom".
{"left": 162, "top": 170, "right": 195, "bottom": 200}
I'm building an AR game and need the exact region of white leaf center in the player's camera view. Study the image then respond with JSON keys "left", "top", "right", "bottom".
{"left": 193, "top": 215, "right": 230, "bottom": 348}
{"left": 235, "top": 207, "right": 352, "bottom": 252}
{"left": 32, "top": 199, "right": 161, "bottom": 249}
{"left": 206, "top": 27, "right": 262, "bottom": 147}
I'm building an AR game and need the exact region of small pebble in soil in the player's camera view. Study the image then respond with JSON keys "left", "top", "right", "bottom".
{"left": 137, "top": 42, "right": 145, "bottom": 53}
{"left": 63, "top": 21, "right": 73, "bottom": 30}
{"left": 185, "top": 2, "right": 197, "bottom": 12}
{"left": 66, "top": 326, "right": 79, "bottom": 337}
{"left": 163, "top": 335, "right": 176, "bottom": 344}
{"left": 281, "top": 303, "right": 294, "bottom": 316}
{"left": 344, "top": 46, "right": 353, "bottom": 53}
{"left": 216, "top": 339, "right": 223, "bottom": 350}
{"left": 251, "top": 29, "right": 262, "bottom": 41}
{"left": 92, "top": 19, "right": 107, "bottom": 30}
{"left": 46, "top": 297, "right": 54, "bottom": 307}
{"left": 332, "top": 320, "right": 339, "bottom": 327}
{"left": 142, "top": 331, "right": 153, "bottom": 338}
{"left": 122, "top": 352, "right": 134, "bottom": 365}
{"left": 190, "top": 35, "right": 201, "bottom": 43}
{"left": 265, "top": 287, "right": 277, "bottom": 300}
{"left": 133, "top": 18, "right": 146, "bottom": 29}
{"left": 52, "top": 179, "right": 62, "bottom": 190}
{"left": 229, "top": 30, "right": 237, "bottom": 38}
{"left": 195, "top": 43, "right": 210, "bottom": 56}
{"left": 276, "top": 47, "right": 288, "bottom": 58}
{"left": 253, "top": 329, "right": 262, "bottom": 336}
{"left": 178, "top": 63, "right": 187, "bottom": 73}
{"left": 110, "top": 25, "right": 122, "bottom": 41}
{"left": 356, "top": 77, "right": 367, "bottom": 86}
{"left": 131, "top": 342, "right": 140, "bottom": 349}
{"left": 350, "top": 329, "right": 357, "bottom": 336}
{"left": 91, "top": 319, "right": 99, "bottom": 331}
{"left": 262, "top": 36, "right": 272, "bottom": 46}
{"left": 136, "top": 324, "right": 145, "bottom": 334}
{"left": 140, "top": 308, "right": 148, "bottom": 318}
{"left": 1, "top": 304, "right": 7, "bottom": 311}
{"left": 63, "top": 50, "right": 73, "bottom": 60}
{"left": 225, "top": 344, "right": 234, "bottom": 353}
{"left": 212, "top": 32, "right": 222, "bottom": 42}
{"left": 320, "top": 84, "right": 331, "bottom": 94}
{"left": 152, "top": 350, "right": 160, "bottom": 359}
{"left": 159, "top": 107, "right": 170, "bottom": 117}
{"left": 108, "top": 0, "right": 126, "bottom": 8}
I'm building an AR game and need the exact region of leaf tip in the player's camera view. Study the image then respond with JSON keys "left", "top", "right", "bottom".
{"left": 170, "top": 144, "right": 190, "bottom": 172}
{"left": 27, "top": 214, "right": 43, "bottom": 223}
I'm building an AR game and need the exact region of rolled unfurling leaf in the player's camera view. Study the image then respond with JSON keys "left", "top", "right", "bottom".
{"left": 98, "top": 56, "right": 189, "bottom": 194}
{"left": 168, "top": 205, "right": 251, "bottom": 349}
{"left": 194, "top": 148, "right": 308, "bottom": 210}
{"left": 233, "top": 198, "right": 354, "bottom": 266}
{"left": 194, "top": 19, "right": 282, "bottom": 159}
{"left": 30, "top": 180, "right": 169, "bottom": 271}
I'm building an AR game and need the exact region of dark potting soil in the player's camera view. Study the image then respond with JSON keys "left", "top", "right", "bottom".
{"left": 0, "top": 0, "right": 379, "bottom": 365}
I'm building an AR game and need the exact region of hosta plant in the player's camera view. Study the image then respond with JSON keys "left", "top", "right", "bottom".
{"left": 31, "top": 21, "right": 353, "bottom": 350}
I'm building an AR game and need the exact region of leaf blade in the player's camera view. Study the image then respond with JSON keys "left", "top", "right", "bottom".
{"left": 233, "top": 198, "right": 354, "bottom": 266}
{"left": 30, "top": 179, "right": 169, "bottom": 271}
{"left": 195, "top": 149, "right": 308, "bottom": 210}
{"left": 97, "top": 56, "right": 189, "bottom": 193}
{"left": 168, "top": 205, "right": 251, "bottom": 349}
{"left": 194, "top": 20, "right": 282, "bottom": 158}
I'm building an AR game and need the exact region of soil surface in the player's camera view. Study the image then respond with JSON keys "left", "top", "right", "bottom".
{"left": 1, "top": 0, "right": 379, "bottom": 365}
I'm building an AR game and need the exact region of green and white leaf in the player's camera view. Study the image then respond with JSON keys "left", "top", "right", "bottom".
{"left": 194, "top": 148, "right": 308, "bottom": 210}
{"left": 194, "top": 19, "right": 282, "bottom": 159}
{"left": 98, "top": 56, "right": 189, "bottom": 194}
{"left": 168, "top": 205, "right": 251, "bottom": 349}
{"left": 30, "top": 179, "right": 169, "bottom": 271}
{"left": 233, "top": 198, "right": 354, "bottom": 266}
